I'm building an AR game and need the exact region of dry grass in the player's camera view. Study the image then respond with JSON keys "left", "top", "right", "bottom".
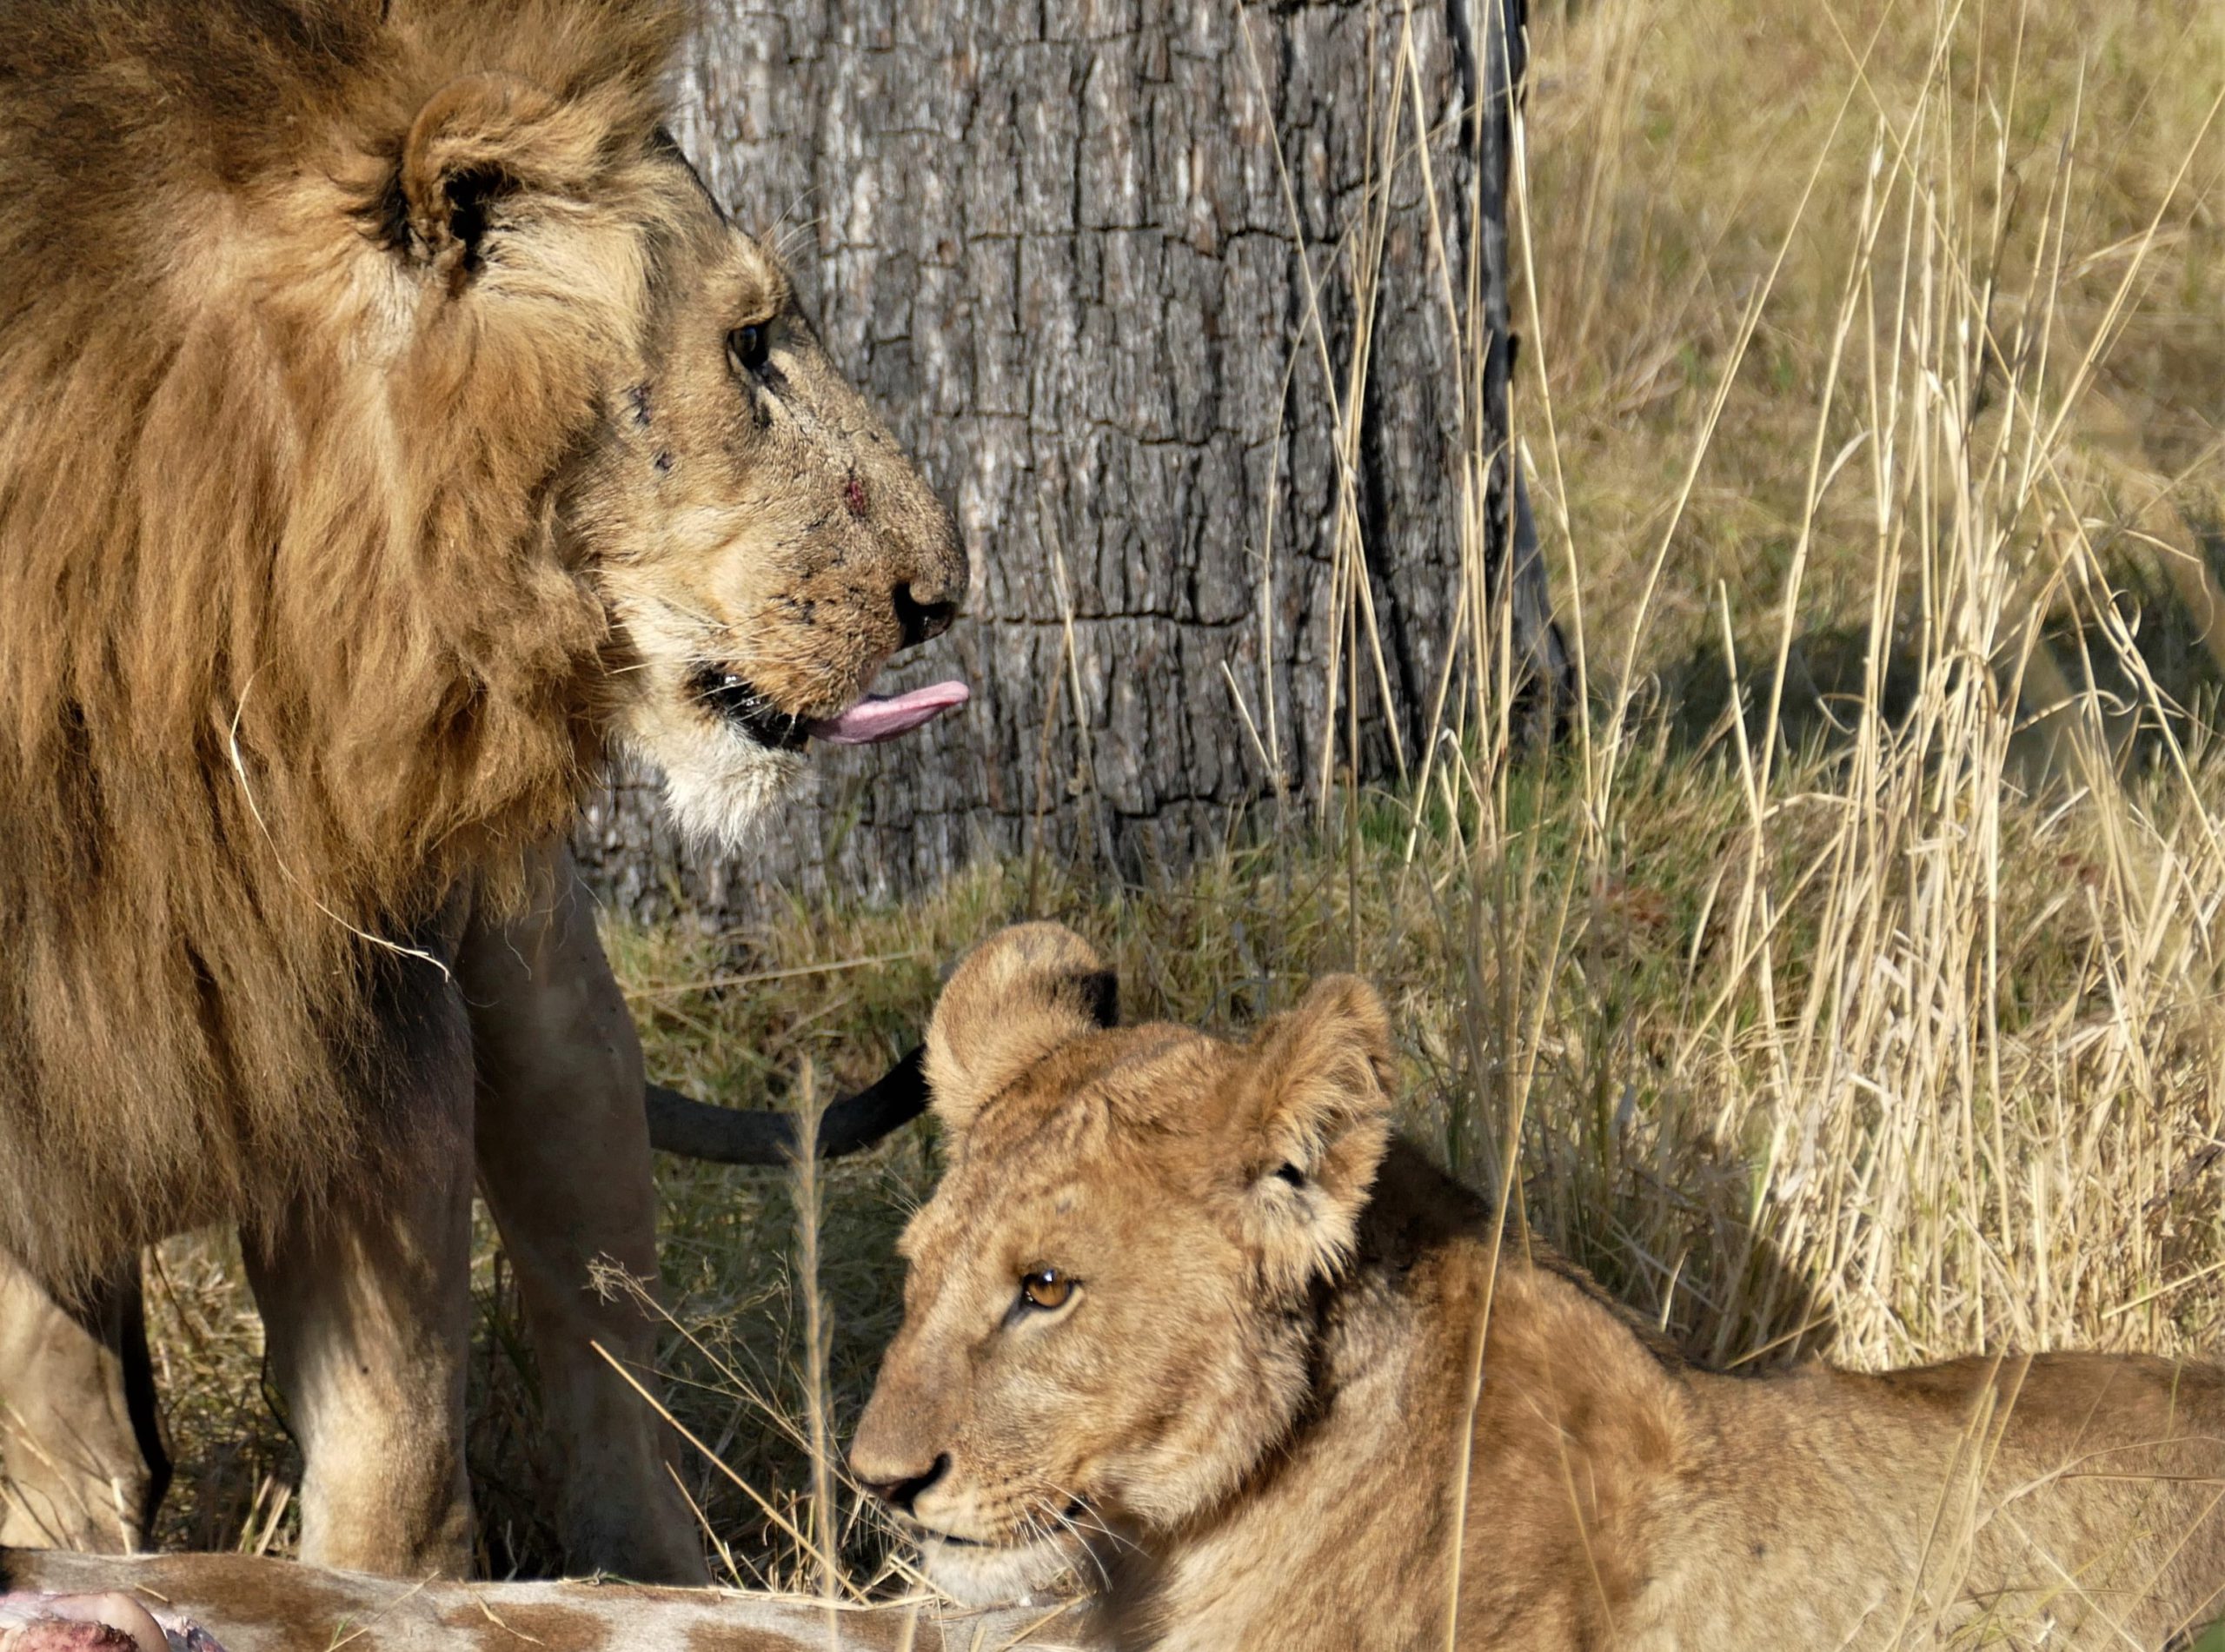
{"left": 139, "top": 0, "right": 2225, "bottom": 1635}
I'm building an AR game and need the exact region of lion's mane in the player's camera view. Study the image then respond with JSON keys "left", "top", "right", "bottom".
{"left": 0, "top": 0, "right": 681, "bottom": 1286}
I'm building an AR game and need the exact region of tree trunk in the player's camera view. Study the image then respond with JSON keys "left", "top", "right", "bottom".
{"left": 577, "top": 0, "right": 1562, "bottom": 924}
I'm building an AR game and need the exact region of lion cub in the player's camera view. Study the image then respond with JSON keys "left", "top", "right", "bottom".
{"left": 852, "top": 924, "right": 2225, "bottom": 1650}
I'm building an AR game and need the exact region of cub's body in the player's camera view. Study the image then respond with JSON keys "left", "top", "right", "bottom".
{"left": 853, "top": 925, "right": 2225, "bottom": 1650}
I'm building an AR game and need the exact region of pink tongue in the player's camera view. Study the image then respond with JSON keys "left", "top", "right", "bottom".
{"left": 807, "top": 680, "right": 970, "bottom": 746}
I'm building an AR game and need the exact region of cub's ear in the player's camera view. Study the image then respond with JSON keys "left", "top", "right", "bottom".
{"left": 399, "top": 72, "right": 601, "bottom": 282}
{"left": 1238, "top": 975, "right": 1395, "bottom": 1295}
{"left": 926, "top": 924, "right": 1118, "bottom": 1136}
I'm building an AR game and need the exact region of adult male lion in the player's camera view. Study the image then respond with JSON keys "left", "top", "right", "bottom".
{"left": 853, "top": 926, "right": 2225, "bottom": 1649}
{"left": 0, "top": 0, "right": 967, "bottom": 1582}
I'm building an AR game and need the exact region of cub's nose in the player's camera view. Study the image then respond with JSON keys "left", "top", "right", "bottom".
{"left": 853, "top": 1450, "right": 949, "bottom": 1515}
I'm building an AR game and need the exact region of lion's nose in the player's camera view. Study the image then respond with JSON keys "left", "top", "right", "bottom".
{"left": 893, "top": 581, "right": 959, "bottom": 650}
{"left": 855, "top": 1451, "right": 949, "bottom": 1515}
{"left": 889, "top": 500, "right": 966, "bottom": 651}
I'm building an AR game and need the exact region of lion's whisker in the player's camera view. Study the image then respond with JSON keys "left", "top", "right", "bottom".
{"left": 1056, "top": 1501, "right": 1137, "bottom": 1564}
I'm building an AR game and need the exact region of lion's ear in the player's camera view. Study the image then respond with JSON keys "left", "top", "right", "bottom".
{"left": 399, "top": 72, "right": 600, "bottom": 282}
{"left": 925, "top": 924, "right": 1117, "bottom": 1136}
{"left": 1238, "top": 975, "right": 1395, "bottom": 1295}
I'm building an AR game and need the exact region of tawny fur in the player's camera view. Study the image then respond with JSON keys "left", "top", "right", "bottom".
{"left": 0, "top": 0, "right": 963, "bottom": 1291}
{"left": 852, "top": 925, "right": 2225, "bottom": 1650}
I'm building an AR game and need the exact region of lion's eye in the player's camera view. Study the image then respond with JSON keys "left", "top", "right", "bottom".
{"left": 1020, "top": 1267, "right": 1073, "bottom": 1311}
{"left": 727, "top": 322, "right": 770, "bottom": 375}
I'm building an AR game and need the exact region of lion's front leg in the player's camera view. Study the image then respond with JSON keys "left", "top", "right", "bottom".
{"left": 459, "top": 843, "right": 707, "bottom": 1585}
{"left": 242, "top": 1041, "right": 475, "bottom": 1578}
{"left": 0, "top": 1255, "right": 166, "bottom": 1554}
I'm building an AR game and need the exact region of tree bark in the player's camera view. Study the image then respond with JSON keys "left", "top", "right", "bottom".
{"left": 577, "top": 0, "right": 1560, "bottom": 924}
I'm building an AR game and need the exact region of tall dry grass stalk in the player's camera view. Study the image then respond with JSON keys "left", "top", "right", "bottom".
{"left": 1531, "top": 0, "right": 2215, "bottom": 1363}
{"left": 789, "top": 1063, "right": 846, "bottom": 1641}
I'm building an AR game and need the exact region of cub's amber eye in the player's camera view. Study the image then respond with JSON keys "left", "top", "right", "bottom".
{"left": 1020, "top": 1267, "right": 1072, "bottom": 1310}
{"left": 727, "top": 322, "right": 769, "bottom": 375}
